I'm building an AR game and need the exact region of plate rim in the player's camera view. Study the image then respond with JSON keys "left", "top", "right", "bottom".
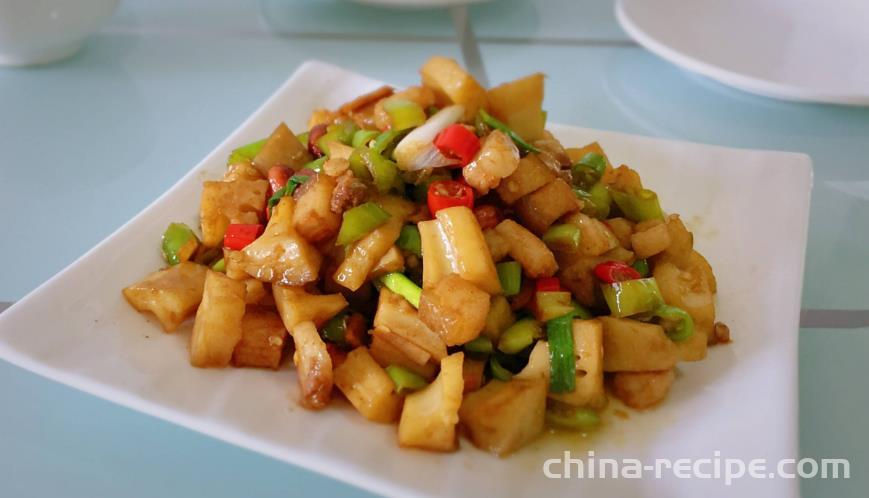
{"left": 615, "top": 0, "right": 869, "bottom": 106}
{"left": 0, "top": 59, "right": 812, "bottom": 498}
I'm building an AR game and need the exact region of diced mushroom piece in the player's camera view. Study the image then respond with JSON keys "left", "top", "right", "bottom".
{"left": 513, "top": 179, "right": 579, "bottom": 235}
{"left": 486, "top": 72, "right": 545, "bottom": 142}
{"left": 630, "top": 220, "right": 671, "bottom": 259}
{"left": 496, "top": 154, "right": 556, "bottom": 205}
{"left": 252, "top": 122, "right": 312, "bottom": 174}
{"left": 292, "top": 174, "right": 341, "bottom": 243}
{"left": 190, "top": 270, "right": 247, "bottom": 368}
{"left": 333, "top": 218, "right": 403, "bottom": 291}
{"left": 200, "top": 177, "right": 268, "bottom": 247}
{"left": 334, "top": 347, "right": 402, "bottom": 423}
{"left": 606, "top": 217, "right": 635, "bottom": 250}
{"left": 272, "top": 284, "right": 347, "bottom": 330}
{"left": 483, "top": 228, "right": 511, "bottom": 263}
{"left": 561, "top": 212, "right": 619, "bottom": 257}
{"left": 291, "top": 320, "right": 333, "bottom": 410}
{"left": 611, "top": 369, "right": 675, "bottom": 409}
{"left": 493, "top": 219, "right": 557, "bottom": 278}
{"left": 420, "top": 56, "right": 487, "bottom": 121}
{"left": 231, "top": 309, "right": 287, "bottom": 369}
{"left": 122, "top": 262, "right": 207, "bottom": 332}
{"left": 599, "top": 317, "right": 678, "bottom": 372}
{"left": 418, "top": 206, "right": 502, "bottom": 294}
{"left": 374, "top": 289, "right": 447, "bottom": 360}
{"left": 369, "top": 329, "right": 437, "bottom": 380}
{"left": 398, "top": 352, "right": 465, "bottom": 451}
{"left": 459, "top": 377, "right": 547, "bottom": 456}
{"left": 241, "top": 196, "right": 323, "bottom": 286}
{"left": 557, "top": 256, "right": 606, "bottom": 308}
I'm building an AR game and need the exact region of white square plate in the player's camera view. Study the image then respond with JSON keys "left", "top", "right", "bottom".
{"left": 0, "top": 61, "right": 811, "bottom": 497}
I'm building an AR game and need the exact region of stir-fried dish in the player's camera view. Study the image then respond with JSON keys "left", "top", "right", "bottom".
{"left": 122, "top": 56, "right": 730, "bottom": 456}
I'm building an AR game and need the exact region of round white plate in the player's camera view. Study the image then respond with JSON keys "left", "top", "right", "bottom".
{"left": 616, "top": 0, "right": 869, "bottom": 105}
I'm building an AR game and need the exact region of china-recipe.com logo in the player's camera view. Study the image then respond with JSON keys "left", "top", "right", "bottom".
{"left": 542, "top": 451, "right": 850, "bottom": 485}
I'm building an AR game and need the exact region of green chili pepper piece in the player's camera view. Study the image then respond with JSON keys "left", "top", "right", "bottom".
{"left": 653, "top": 304, "right": 695, "bottom": 342}
{"left": 386, "top": 365, "right": 429, "bottom": 394}
{"left": 302, "top": 156, "right": 327, "bottom": 173}
{"left": 211, "top": 258, "right": 226, "bottom": 273}
{"left": 351, "top": 129, "right": 379, "bottom": 148}
{"left": 546, "top": 314, "right": 576, "bottom": 393}
{"left": 483, "top": 296, "right": 516, "bottom": 340}
{"left": 296, "top": 132, "right": 309, "bottom": 147}
{"left": 380, "top": 272, "right": 422, "bottom": 308}
{"left": 369, "top": 153, "right": 399, "bottom": 194}
{"left": 542, "top": 224, "right": 582, "bottom": 252}
{"left": 321, "top": 313, "right": 348, "bottom": 345}
{"left": 546, "top": 406, "right": 601, "bottom": 430}
{"left": 383, "top": 99, "right": 427, "bottom": 131}
{"left": 611, "top": 188, "right": 664, "bottom": 222}
{"left": 571, "top": 152, "right": 607, "bottom": 190}
{"left": 336, "top": 202, "right": 391, "bottom": 246}
{"left": 370, "top": 129, "right": 406, "bottom": 157}
{"left": 601, "top": 278, "right": 665, "bottom": 317}
{"left": 317, "top": 121, "right": 358, "bottom": 156}
{"left": 535, "top": 291, "right": 576, "bottom": 322}
{"left": 226, "top": 138, "right": 267, "bottom": 165}
{"left": 464, "top": 336, "right": 493, "bottom": 354}
{"left": 489, "top": 356, "right": 514, "bottom": 381}
{"left": 396, "top": 225, "right": 422, "bottom": 256}
{"left": 161, "top": 223, "right": 199, "bottom": 266}
{"left": 478, "top": 109, "right": 540, "bottom": 154}
{"left": 496, "top": 261, "right": 523, "bottom": 297}
{"left": 572, "top": 301, "right": 593, "bottom": 320}
{"left": 631, "top": 258, "right": 650, "bottom": 278}
{"left": 348, "top": 147, "right": 372, "bottom": 181}
{"left": 498, "top": 318, "right": 542, "bottom": 354}
{"left": 347, "top": 147, "right": 398, "bottom": 193}
{"left": 574, "top": 183, "right": 612, "bottom": 219}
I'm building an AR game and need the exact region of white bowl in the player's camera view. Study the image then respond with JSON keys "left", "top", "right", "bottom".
{"left": 616, "top": 0, "right": 869, "bottom": 105}
{"left": 0, "top": 0, "right": 118, "bottom": 66}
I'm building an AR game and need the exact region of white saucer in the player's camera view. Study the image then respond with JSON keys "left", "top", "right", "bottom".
{"left": 616, "top": 0, "right": 869, "bottom": 105}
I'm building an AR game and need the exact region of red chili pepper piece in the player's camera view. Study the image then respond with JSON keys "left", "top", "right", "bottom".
{"left": 434, "top": 124, "right": 481, "bottom": 165}
{"left": 223, "top": 224, "right": 265, "bottom": 251}
{"left": 594, "top": 260, "right": 642, "bottom": 284}
{"left": 535, "top": 277, "right": 562, "bottom": 293}
{"left": 427, "top": 180, "right": 475, "bottom": 214}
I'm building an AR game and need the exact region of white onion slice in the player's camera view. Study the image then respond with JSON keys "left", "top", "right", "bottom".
{"left": 394, "top": 104, "right": 465, "bottom": 171}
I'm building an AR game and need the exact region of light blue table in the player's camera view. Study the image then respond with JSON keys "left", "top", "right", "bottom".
{"left": 1, "top": 1, "right": 866, "bottom": 496}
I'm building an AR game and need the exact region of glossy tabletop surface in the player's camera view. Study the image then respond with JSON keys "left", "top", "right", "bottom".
{"left": 0, "top": 1, "right": 866, "bottom": 496}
